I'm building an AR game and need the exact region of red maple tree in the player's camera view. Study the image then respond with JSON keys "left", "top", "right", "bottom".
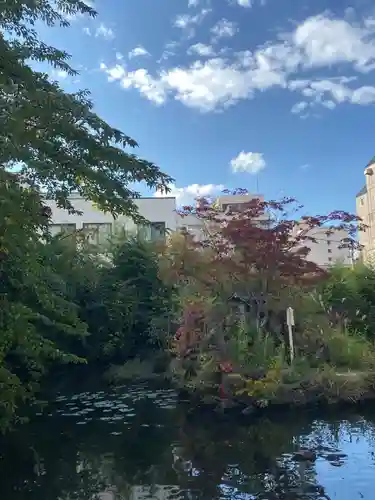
{"left": 178, "top": 189, "right": 363, "bottom": 289}
{"left": 170, "top": 190, "right": 365, "bottom": 392}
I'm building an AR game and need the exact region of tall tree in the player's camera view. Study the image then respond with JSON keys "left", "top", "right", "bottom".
{"left": 175, "top": 191, "right": 363, "bottom": 362}
{"left": 0, "top": 0, "right": 173, "bottom": 216}
{"left": 0, "top": 0, "right": 173, "bottom": 430}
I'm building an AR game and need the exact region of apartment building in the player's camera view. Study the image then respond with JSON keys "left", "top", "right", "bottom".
{"left": 45, "top": 194, "right": 177, "bottom": 245}
{"left": 356, "top": 157, "right": 375, "bottom": 262}
{"left": 293, "top": 224, "right": 353, "bottom": 268}
{"left": 215, "top": 193, "right": 265, "bottom": 212}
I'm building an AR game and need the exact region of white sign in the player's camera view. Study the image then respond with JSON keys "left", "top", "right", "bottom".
{"left": 286, "top": 307, "right": 295, "bottom": 363}
{"left": 286, "top": 307, "right": 295, "bottom": 326}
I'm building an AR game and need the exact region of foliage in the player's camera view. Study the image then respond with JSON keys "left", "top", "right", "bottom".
{"left": 166, "top": 190, "right": 374, "bottom": 408}
{"left": 0, "top": 0, "right": 173, "bottom": 431}
{"left": 236, "top": 356, "right": 284, "bottom": 401}
{"left": 0, "top": 0, "right": 172, "bottom": 217}
{"left": 0, "top": 0, "right": 373, "bottom": 423}
{"left": 0, "top": 174, "right": 86, "bottom": 431}
{"left": 321, "top": 263, "right": 375, "bottom": 338}
{"left": 178, "top": 191, "right": 362, "bottom": 291}
{"left": 85, "top": 235, "right": 175, "bottom": 362}
{"left": 323, "top": 327, "right": 375, "bottom": 370}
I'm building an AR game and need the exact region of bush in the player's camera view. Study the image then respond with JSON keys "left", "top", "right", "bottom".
{"left": 321, "top": 263, "right": 375, "bottom": 339}
{"left": 323, "top": 328, "right": 375, "bottom": 371}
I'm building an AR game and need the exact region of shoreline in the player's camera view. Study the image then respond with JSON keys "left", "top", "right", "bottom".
{"left": 104, "top": 360, "right": 375, "bottom": 418}
{"left": 173, "top": 370, "right": 375, "bottom": 418}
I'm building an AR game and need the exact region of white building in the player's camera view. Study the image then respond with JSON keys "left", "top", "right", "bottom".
{"left": 45, "top": 194, "right": 178, "bottom": 245}
{"left": 293, "top": 224, "right": 353, "bottom": 268}
{"left": 175, "top": 213, "right": 205, "bottom": 241}
{"left": 173, "top": 193, "right": 268, "bottom": 244}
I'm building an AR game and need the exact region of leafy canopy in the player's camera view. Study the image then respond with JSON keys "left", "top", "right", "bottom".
{"left": 0, "top": 0, "right": 173, "bottom": 430}
{"left": 0, "top": 0, "right": 173, "bottom": 218}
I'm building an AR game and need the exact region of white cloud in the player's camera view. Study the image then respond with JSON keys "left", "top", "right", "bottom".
{"left": 230, "top": 152, "right": 266, "bottom": 174}
{"left": 289, "top": 77, "right": 375, "bottom": 112}
{"left": 95, "top": 23, "right": 114, "bottom": 40}
{"left": 292, "top": 14, "right": 375, "bottom": 72}
{"left": 211, "top": 19, "right": 238, "bottom": 39}
{"left": 50, "top": 69, "right": 68, "bottom": 81}
{"left": 100, "top": 63, "right": 167, "bottom": 105}
{"left": 115, "top": 52, "right": 124, "bottom": 60}
{"left": 100, "top": 53, "right": 287, "bottom": 111}
{"left": 158, "top": 41, "right": 180, "bottom": 62}
{"left": 236, "top": 0, "right": 253, "bottom": 7}
{"left": 188, "top": 43, "right": 215, "bottom": 56}
{"left": 154, "top": 183, "right": 224, "bottom": 206}
{"left": 128, "top": 46, "right": 150, "bottom": 59}
{"left": 188, "top": 0, "right": 200, "bottom": 5}
{"left": 100, "top": 12, "right": 375, "bottom": 113}
{"left": 83, "top": 26, "right": 91, "bottom": 35}
{"left": 291, "top": 101, "right": 308, "bottom": 114}
{"left": 173, "top": 9, "right": 210, "bottom": 38}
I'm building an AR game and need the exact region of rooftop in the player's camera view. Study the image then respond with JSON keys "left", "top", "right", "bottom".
{"left": 356, "top": 185, "right": 367, "bottom": 198}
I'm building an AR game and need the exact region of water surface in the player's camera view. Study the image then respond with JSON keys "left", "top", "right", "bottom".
{"left": 1, "top": 383, "right": 375, "bottom": 499}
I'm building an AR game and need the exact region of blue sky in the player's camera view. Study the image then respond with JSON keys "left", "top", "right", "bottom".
{"left": 39, "top": 0, "right": 375, "bottom": 215}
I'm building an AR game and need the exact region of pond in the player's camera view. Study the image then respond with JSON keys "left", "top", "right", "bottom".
{"left": 1, "top": 383, "right": 375, "bottom": 499}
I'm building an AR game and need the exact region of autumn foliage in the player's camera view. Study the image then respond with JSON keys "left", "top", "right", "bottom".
{"left": 165, "top": 189, "right": 365, "bottom": 394}
{"left": 177, "top": 190, "right": 363, "bottom": 290}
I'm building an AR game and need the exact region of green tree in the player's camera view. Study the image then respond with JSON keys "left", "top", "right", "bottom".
{"left": 0, "top": 0, "right": 173, "bottom": 430}
{"left": 0, "top": 174, "right": 86, "bottom": 431}
{"left": 1, "top": 0, "right": 172, "bottom": 216}
{"left": 321, "top": 263, "right": 375, "bottom": 337}
{"left": 85, "top": 236, "right": 174, "bottom": 362}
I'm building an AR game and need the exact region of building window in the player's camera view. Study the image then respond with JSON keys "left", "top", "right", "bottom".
{"left": 328, "top": 257, "right": 332, "bottom": 262}
{"left": 83, "top": 223, "right": 112, "bottom": 246}
{"left": 50, "top": 223, "right": 76, "bottom": 236}
{"left": 361, "top": 197, "right": 364, "bottom": 206}
{"left": 222, "top": 203, "right": 243, "bottom": 213}
{"left": 328, "top": 248, "right": 332, "bottom": 254}
{"left": 327, "top": 240, "right": 331, "bottom": 246}
{"left": 138, "top": 222, "right": 166, "bottom": 242}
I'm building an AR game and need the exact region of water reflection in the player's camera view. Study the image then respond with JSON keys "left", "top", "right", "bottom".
{"left": 0, "top": 384, "right": 374, "bottom": 499}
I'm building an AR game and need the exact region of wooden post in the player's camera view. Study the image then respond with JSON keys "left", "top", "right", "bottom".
{"left": 286, "top": 307, "right": 295, "bottom": 364}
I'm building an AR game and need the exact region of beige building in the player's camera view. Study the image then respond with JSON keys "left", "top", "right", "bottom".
{"left": 215, "top": 193, "right": 265, "bottom": 212}
{"left": 293, "top": 223, "right": 353, "bottom": 269}
{"left": 356, "top": 157, "right": 375, "bottom": 262}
